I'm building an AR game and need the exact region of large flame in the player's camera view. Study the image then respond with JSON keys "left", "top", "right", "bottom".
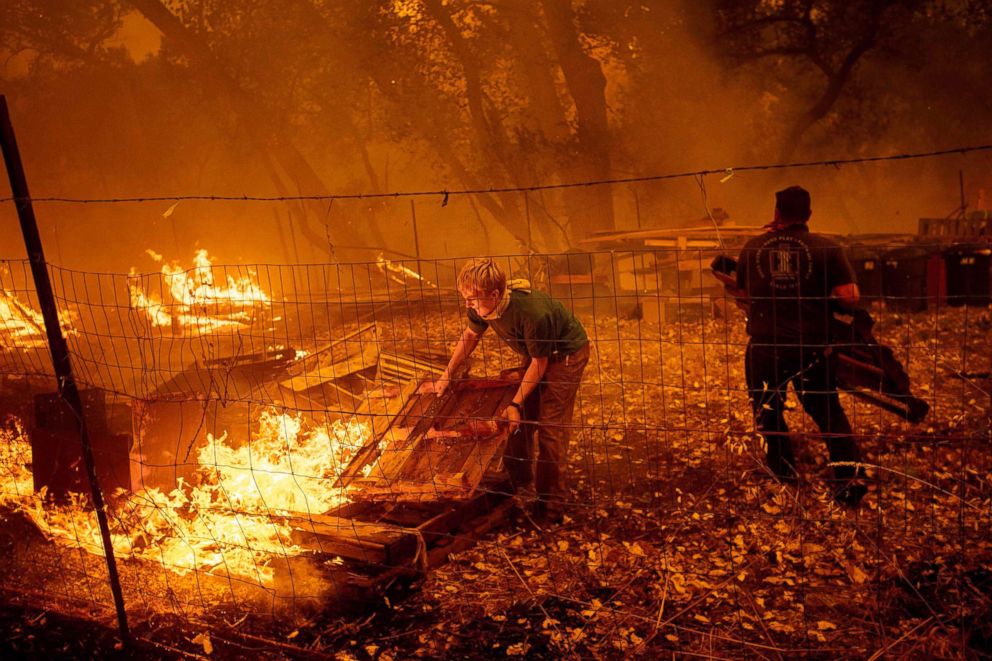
{"left": 129, "top": 249, "right": 270, "bottom": 334}
{"left": 0, "top": 289, "right": 76, "bottom": 350}
{"left": 0, "top": 410, "right": 379, "bottom": 586}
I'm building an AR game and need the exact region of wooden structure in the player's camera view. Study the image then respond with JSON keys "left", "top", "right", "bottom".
{"left": 275, "top": 476, "right": 515, "bottom": 592}
{"left": 280, "top": 323, "right": 380, "bottom": 412}
{"left": 340, "top": 374, "right": 518, "bottom": 500}
{"left": 279, "top": 322, "right": 448, "bottom": 409}
{"left": 276, "top": 374, "right": 520, "bottom": 590}
{"left": 918, "top": 213, "right": 991, "bottom": 240}
{"left": 376, "top": 345, "right": 448, "bottom": 386}
{"left": 31, "top": 389, "right": 133, "bottom": 501}
{"left": 580, "top": 225, "right": 770, "bottom": 322}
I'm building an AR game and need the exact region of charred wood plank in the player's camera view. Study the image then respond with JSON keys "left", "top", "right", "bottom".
{"left": 282, "top": 513, "right": 420, "bottom": 566}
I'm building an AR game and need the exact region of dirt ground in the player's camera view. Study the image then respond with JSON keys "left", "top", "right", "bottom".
{"left": 1, "top": 304, "right": 990, "bottom": 659}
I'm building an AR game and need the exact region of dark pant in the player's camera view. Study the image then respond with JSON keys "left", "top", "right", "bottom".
{"left": 504, "top": 343, "right": 589, "bottom": 507}
{"left": 745, "top": 343, "right": 860, "bottom": 480}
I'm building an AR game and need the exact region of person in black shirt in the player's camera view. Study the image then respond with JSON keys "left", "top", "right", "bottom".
{"left": 737, "top": 186, "right": 866, "bottom": 506}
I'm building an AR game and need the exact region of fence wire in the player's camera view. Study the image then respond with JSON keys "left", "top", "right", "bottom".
{"left": 0, "top": 245, "right": 990, "bottom": 658}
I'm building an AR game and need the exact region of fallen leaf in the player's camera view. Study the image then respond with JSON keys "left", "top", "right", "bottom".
{"left": 625, "top": 541, "right": 646, "bottom": 557}
{"left": 845, "top": 562, "right": 869, "bottom": 584}
{"left": 192, "top": 632, "right": 213, "bottom": 656}
{"left": 506, "top": 642, "right": 530, "bottom": 656}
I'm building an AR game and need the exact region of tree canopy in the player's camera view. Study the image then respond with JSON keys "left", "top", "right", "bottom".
{"left": 1, "top": 0, "right": 990, "bottom": 267}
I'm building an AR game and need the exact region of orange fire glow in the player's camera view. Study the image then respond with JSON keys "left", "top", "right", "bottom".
{"left": 0, "top": 288, "right": 76, "bottom": 350}
{"left": 0, "top": 410, "right": 382, "bottom": 587}
{"left": 129, "top": 249, "right": 270, "bottom": 334}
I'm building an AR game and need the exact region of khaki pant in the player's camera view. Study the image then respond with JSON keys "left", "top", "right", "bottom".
{"left": 504, "top": 343, "right": 589, "bottom": 507}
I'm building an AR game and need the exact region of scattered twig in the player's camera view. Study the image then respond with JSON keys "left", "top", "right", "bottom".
{"left": 866, "top": 616, "right": 935, "bottom": 661}
{"left": 494, "top": 542, "right": 576, "bottom": 659}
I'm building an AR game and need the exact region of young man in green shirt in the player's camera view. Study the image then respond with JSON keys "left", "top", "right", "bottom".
{"left": 420, "top": 258, "right": 590, "bottom": 523}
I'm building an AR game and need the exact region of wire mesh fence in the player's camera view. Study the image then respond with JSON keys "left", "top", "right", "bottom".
{"left": 0, "top": 244, "right": 990, "bottom": 657}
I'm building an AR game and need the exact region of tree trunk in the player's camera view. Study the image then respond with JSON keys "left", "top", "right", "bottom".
{"left": 127, "top": 0, "right": 374, "bottom": 259}
{"left": 506, "top": 0, "right": 571, "bottom": 147}
{"left": 293, "top": 0, "right": 532, "bottom": 250}
{"left": 779, "top": 3, "right": 888, "bottom": 160}
{"left": 540, "top": 0, "right": 615, "bottom": 241}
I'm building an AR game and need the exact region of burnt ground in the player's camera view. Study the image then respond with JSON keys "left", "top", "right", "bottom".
{"left": 1, "top": 305, "right": 991, "bottom": 659}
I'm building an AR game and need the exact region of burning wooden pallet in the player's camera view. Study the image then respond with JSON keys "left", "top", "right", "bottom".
{"left": 275, "top": 374, "right": 520, "bottom": 591}
{"left": 278, "top": 479, "right": 514, "bottom": 570}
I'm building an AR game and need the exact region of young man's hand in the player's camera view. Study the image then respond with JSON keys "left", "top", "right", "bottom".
{"left": 503, "top": 403, "right": 522, "bottom": 432}
{"left": 417, "top": 375, "right": 450, "bottom": 397}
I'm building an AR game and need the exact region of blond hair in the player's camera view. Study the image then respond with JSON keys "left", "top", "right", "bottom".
{"left": 457, "top": 258, "right": 506, "bottom": 295}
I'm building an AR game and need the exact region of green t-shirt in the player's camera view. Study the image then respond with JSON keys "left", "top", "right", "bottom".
{"left": 467, "top": 289, "right": 588, "bottom": 359}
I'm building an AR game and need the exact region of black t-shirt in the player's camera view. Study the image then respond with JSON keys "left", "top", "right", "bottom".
{"left": 467, "top": 289, "right": 588, "bottom": 359}
{"left": 736, "top": 226, "right": 855, "bottom": 345}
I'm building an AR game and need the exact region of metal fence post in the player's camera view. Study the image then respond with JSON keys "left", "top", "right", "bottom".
{"left": 0, "top": 94, "right": 131, "bottom": 643}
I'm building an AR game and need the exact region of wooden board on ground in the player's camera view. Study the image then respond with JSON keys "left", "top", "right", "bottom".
{"left": 281, "top": 323, "right": 380, "bottom": 392}
{"left": 339, "top": 376, "right": 519, "bottom": 502}
{"left": 276, "top": 474, "right": 516, "bottom": 593}
{"left": 282, "top": 512, "right": 421, "bottom": 566}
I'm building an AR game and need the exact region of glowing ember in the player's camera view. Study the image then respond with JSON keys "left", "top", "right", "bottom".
{"left": 129, "top": 249, "right": 270, "bottom": 333}
{"left": 0, "top": 409, "right": 379, "bottom": 586}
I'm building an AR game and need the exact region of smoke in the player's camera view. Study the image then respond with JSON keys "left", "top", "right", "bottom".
{"left": 1, "top": 0, "right": 989, "bottom": 270}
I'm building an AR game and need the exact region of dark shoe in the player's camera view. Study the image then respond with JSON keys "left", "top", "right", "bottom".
{"left": 833, "top": 482, "right": 868, "bottom": 507}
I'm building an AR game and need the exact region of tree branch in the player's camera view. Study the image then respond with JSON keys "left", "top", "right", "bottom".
{"left": 779, "top": 1, "right": 893, "bottom": 158}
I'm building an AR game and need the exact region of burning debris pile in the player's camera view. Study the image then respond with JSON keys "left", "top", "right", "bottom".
{"left": 1, "top": 409, "right": 376, "bottom": 586}
{"left": 128, "top": 249, "right": 270, "bottom": 334}
{"left": 0, "top": 287, "right": 75, "bottom": 351}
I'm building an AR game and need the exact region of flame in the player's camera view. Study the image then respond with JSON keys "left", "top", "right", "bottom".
{"left": 0, "top": 417, "right": 33, "bottom": 502}
{"left": 129, "top": 249, "right": 270, "bottom": 333}
{"left": 0, "top": 410, "right": 380, "bottom": 587}
{"left": 0, "top": 289, "right": 76, "bottom": 350}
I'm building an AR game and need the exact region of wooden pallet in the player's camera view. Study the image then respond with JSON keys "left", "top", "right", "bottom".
{"left": 274, "top": 476, "right": 516, "bottom": 594}
{"left": 339, "top": 376, "right": 519, "bottom": 502}
{"left": 271, "top": 375, "right": 521, "bottom": 596}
